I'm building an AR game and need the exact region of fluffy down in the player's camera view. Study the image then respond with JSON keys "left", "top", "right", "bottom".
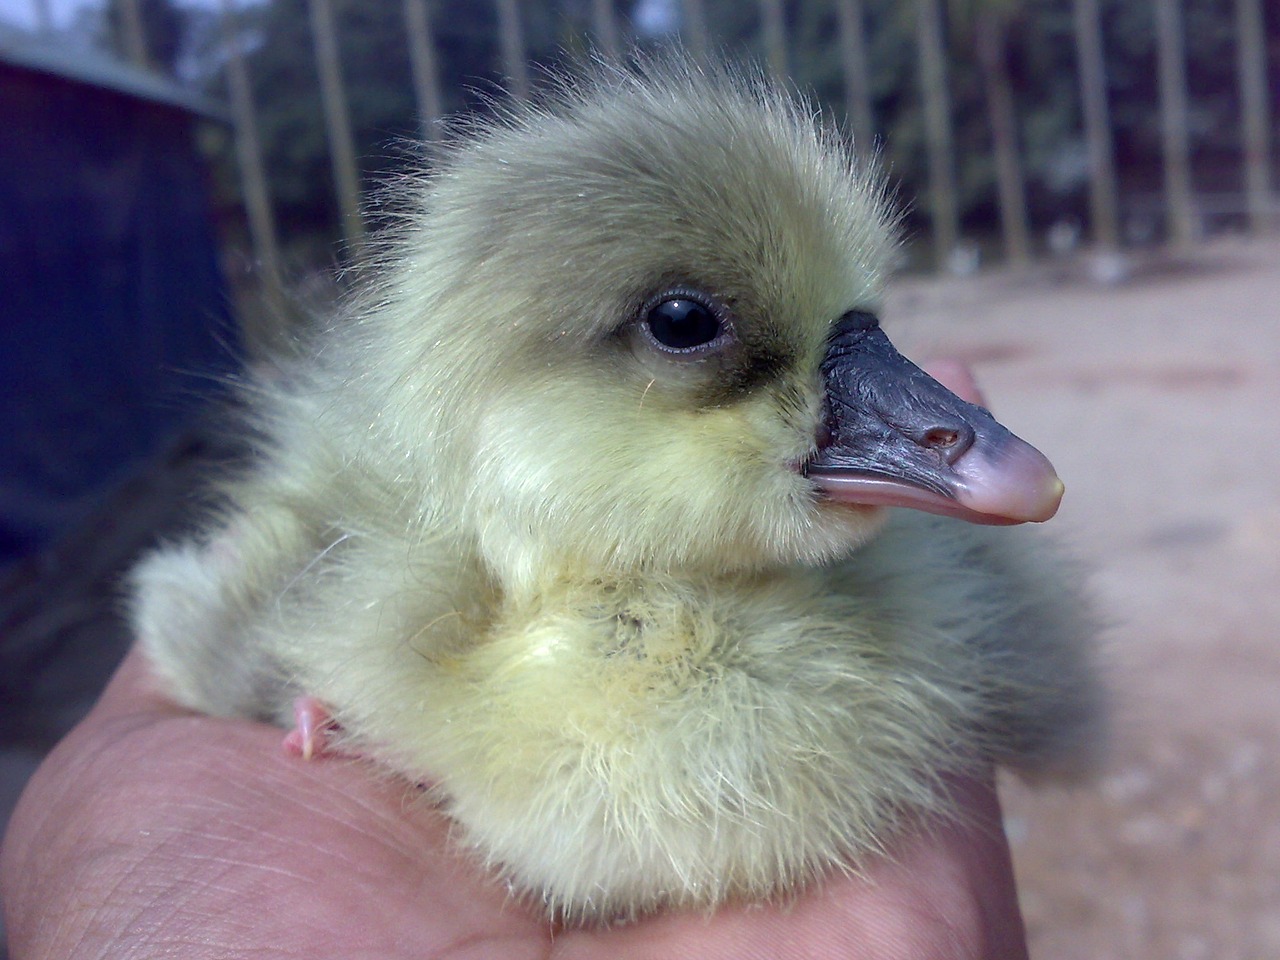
{"left": 131, "top": 58, "right": 1098, "bottom": 923}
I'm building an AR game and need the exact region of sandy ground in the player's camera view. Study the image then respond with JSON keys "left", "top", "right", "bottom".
{"left": 888, "top": 236, "right": 1280, "bottom": 960}
{"left": 2, "top": 235, "right": 1277, "bottom": 957}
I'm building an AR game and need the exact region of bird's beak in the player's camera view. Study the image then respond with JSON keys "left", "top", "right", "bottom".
{"left": 803, "top": 312, "right": 1064, "bottom": 525}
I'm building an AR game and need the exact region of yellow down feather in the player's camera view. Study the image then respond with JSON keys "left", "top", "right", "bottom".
{"left": 131, "top": 58, "right": 1098, "bottom": 923}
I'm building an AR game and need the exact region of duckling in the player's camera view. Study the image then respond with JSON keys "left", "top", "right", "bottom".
{"left": 130, "top": 59, "right": 1098, "bottom": 923}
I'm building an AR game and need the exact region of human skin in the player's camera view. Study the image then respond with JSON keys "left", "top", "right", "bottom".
{"left": 0, "top": 362, "right": 1030, "bottom": 960}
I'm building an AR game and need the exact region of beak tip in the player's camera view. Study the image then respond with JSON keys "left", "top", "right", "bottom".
{"left": 944, "top": 441, "right": 1065, "bottom": 525}
{"left": 1040, "top": 475, "right": 1066, "bottom": 520}
{"left": 1049, "top": 475, "right": 1066, "bottom": 512}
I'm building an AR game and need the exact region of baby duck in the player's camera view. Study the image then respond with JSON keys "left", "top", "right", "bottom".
{"left": 131, "top": 60, "right": 1097, "bottom": 923}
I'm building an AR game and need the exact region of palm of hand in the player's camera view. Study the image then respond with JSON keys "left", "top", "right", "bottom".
{"left": 1, "top": 365, "right": 1026, "bottom": 960}
{"left": 1, "top": 652, "right": 1025, "bottom": 960}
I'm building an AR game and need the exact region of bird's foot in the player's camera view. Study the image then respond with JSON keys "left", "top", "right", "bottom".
{"left": 282, "top": 696, "right": 343, "bottom": 761}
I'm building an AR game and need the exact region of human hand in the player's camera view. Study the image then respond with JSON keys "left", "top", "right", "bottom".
{"left": 1, "top": 363, "right": 1026, "bottom": 960}
{"left": 1, "top": 648, "right": 1026, "bottom": 960}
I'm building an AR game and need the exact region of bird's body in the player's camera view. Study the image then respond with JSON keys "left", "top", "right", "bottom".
{"left": 132, "top": 61, "right": 1097, "bottom": 922}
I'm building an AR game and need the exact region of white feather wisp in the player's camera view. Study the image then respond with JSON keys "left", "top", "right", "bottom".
{"left": 130, "top": 59, "right": 1099, "bottom": 923}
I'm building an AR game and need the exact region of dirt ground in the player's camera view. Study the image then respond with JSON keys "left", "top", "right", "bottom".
{"left": 887, "top": 235, "right": 1280, "bottom": 960}
{"left": 2, "top": 235, "right": 1277, "bottom": 957}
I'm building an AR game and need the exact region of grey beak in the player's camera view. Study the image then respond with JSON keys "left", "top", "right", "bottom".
{"left": 804, "top": 311, "right": 1064, "bottom": 525}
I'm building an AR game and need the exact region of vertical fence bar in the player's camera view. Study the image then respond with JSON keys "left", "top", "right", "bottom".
{"left": 759, "top": 0, "right": 787, "bottom": 77}
{"left": 117, "top": 0, "right": 149, "bottom": 67}
{"left": 835, "top": 0, "right": 875, "bottom": 154}
{"left": 1073, "top": 0, "right": 1121, "bottom": 253}
{"left": 1235, "top": 0, "right": 1273, "bottom": 233}
{"left": 404, "top": 0, "right": 445, "bottom": 140}
{"left": 219, "top": 0, "right": 285, "bottom": 326}
{"left": 31, "top": 0, "right": 54, "bottom": 33}
{"left": 976, "top": 13, "right": 1031, "bottom": 266}
{"left": 592, "top": 0, "right": 621, "bottom": 60}
{"left": 1154, "top": 0, "right": 1197, "bottom": 246}
{"left": 916, "top": 0, "right": 960, "bottom": 267}
{"left": 307, "top": 0, "right": 366, "bottom": 253}
{"left": 495, "top": 0, "right": 530, "bottom": 100}
{"left": 681, "top": 0, "right": 709, "bottom": 60}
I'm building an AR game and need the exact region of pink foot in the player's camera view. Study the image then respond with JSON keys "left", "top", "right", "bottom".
{"left": 282, "top": 696, "right": 342, "bottom": 761}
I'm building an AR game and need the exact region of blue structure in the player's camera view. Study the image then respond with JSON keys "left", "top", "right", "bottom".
{"left": 0, "top": 28, "right": 233, "bottom": 564}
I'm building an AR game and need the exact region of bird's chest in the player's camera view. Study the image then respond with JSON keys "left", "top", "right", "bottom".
{"left": 421, "top": 566, "right": 979, "bottom": 843}
{"left": 453, "top": 572, "right": 893, "bottom": 744}
{"left": 476, "top": 579, "right": 733, "bottom": 711}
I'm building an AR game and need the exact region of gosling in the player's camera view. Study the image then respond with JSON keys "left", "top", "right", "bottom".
{"left": 132, "top": 59, "right": 1098, "bottom": 923}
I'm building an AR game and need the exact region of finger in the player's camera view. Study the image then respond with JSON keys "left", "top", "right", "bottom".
{"left": 922, "top": 359, "right": 987, "bottom": 408}
{"left": 554, "top": 774, "right": 1027, "bottom": 960}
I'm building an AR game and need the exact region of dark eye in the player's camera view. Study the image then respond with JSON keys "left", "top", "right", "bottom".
{"left": 644, "top": 296, "right": 724, "bottom": 352}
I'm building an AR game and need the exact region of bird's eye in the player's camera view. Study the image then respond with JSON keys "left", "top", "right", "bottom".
{"left": 644, "top": 296, "right": 725, "bottom": 352}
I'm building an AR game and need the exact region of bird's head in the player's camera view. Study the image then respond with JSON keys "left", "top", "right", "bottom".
{"left": 360, "top": 62, "right": 1062, "bottom": 588}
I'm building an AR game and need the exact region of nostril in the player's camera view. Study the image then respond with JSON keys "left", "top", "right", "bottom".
{"left": 923, "top": 428, "right": 960, "bottom": 449}
{"left": 917, "top": 422, "right": 975, "bottom": 464}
